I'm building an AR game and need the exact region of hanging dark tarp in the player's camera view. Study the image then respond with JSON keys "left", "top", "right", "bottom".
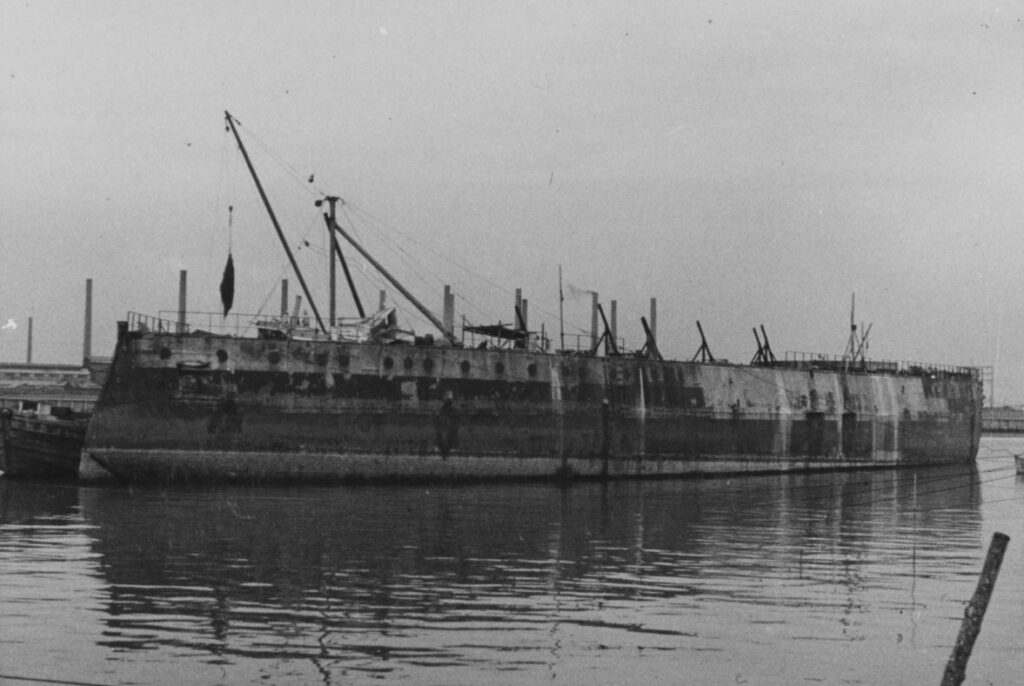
{"left": 219, "top": 253, "right": 235, "bottom": 316}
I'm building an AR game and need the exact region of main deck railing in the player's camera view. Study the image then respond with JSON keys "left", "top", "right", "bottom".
{"left": 124, "top": 312, "right": 980, "bottom": 378}
{"left": 128, "top": 312, "right": 189, "bottom": 335}
{"left": 136, "top": 310, "right": 620, "bottom": 353}
{"left": 782, "top": 350, "right": 979, "bottom": 378}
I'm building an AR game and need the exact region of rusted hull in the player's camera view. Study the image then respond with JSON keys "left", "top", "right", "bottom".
{"left": 80, "top": 328, "right": 983, "bottom": 484}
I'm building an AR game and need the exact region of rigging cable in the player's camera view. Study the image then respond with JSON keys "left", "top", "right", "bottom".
{"left": 230, "top": 117, "right": 321, "bottom": 200}
{"left": 225, "top": 116, "right": 592, "bottom": 339}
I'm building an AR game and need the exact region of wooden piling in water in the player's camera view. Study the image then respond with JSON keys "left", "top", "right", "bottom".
{"left": 940, "top": 531, "right": 1010, "bottom": 686}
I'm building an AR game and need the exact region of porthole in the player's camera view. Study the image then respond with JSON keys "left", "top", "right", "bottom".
{"left": 338, "top": 354, "right": 350, "bottom": 367}
{"left": 268, "top": 351, "right": 281, "bottom": 365}
{"left": 460, "top": 360, "right": 471, "bottom": 374}
{"left": 496, "top": 362, "right": 505, "bottom": 375}
{"left": 315, "top": 352, "right": 328, "bottom": 366}
{"left": 159, "top": 347, "right": 172, "bottom": 360}
{"left": 216, "top": 349, "right": 229, "bottom": 364}
{"left": 383, "top": 356, "right": 395, "bottom": 370}
{"left": 423, "top": 358, "right": 435, "bottom": 373}
{"left": 527, "top": 363, "right": 538, "bottom": 377}
{"left": 404, "top": 357, "right": 414, "bottom": 370}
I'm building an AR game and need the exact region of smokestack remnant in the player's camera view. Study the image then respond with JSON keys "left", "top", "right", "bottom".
{"left": 83, "top": 278, "right": 93, "bottom": 364}
{"left": 443, "top": 285, "right": 454, "bottom": 333}
{"left": 178, "top": 270, "right": 187, "bottom": 334}
{"left": 650, "top": 297, "right": 657, "bottom": 344}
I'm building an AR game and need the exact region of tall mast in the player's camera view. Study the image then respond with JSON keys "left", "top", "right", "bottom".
{"left": 327, "top": 214, "right": 459, "bottom": 345}
{"left": 224, "top": 111, "right": 327, "bottom": 334}
{"left": 319, "top": 196, "right": 365, "bottom": 319}
{"left": 844, "top": 292, "right": 857, "bottom": 364}
{"left": 558, "top": 265, "right": 565, "bottom": 352}
{"left": 328, "top": 198, "right": 337, "bottom": 327}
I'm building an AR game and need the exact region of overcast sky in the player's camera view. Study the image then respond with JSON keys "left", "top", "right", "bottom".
{"left": 3, "top": 1, "right": 1024, "bottom": 401}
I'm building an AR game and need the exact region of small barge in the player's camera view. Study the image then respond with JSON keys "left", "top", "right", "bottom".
{"left": 1, "top": 407, "right": 89, "bottom": 480}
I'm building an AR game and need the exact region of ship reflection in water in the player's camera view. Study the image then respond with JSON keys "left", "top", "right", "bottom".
{"left": 2, "top": 446, "right": 1022, "bottom": 685}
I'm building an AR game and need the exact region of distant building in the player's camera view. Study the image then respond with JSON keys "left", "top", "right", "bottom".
{"left": 0, "top": 360, "right": 107, "bottom": 414}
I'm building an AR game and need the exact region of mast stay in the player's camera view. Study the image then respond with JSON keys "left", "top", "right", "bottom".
{"left": 325, "top": 211, "right": 460, "bottom": 346}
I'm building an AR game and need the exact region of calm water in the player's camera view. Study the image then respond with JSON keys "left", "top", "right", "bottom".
{"left": 2, "top": 438, "right": 1023, "bottom": 686}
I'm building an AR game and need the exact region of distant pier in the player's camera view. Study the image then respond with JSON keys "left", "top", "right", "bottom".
{"left": 982, "top": 406, "right": 1024, "bottom": 434}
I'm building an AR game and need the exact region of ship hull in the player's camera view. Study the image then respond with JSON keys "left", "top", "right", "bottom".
{"left": 80, "top": 325, "right": 982, "bottom": 484}
{"left": 2, "top": 412, "right": 88, "bottom": 480}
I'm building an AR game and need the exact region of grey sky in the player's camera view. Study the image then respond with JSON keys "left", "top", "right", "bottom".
{"left": 2, "top": 1, "right": 1023, "bottom": 400}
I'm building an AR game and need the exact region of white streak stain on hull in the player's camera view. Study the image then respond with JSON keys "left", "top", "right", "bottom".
{"left": 871, "top": 374, "right": 900, "bottom": 462}
{"left": 773, "top": 368, "right": 791, "bottom": 455}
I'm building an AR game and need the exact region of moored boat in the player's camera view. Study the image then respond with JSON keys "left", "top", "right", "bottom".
{"left": 1, "top": 407, "right": 89, "bottom": 480}
{"left": 78, "top": 113, "right": 983, "bottom": 485}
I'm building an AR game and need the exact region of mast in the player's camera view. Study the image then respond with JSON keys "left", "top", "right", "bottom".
{"left": 328, "top": 199, "right": 337, "bottom": 327}
{"left": 327, "top": 214, "right": 459, "bottom": 345}
{"left": 319, "top": 197, "right": 365, "bottom": 319}
{"left": 844, "top": 292, "right": 857, "bottom": 361}
{"left": 224, "top": 111, "right": 327, "bottom": 334}
{"left": 558, "top": 265, "right": 565, "bottom": 352}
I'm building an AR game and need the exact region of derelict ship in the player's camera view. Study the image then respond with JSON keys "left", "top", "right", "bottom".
{"left": 78, "top": 113, "right": 983, "bottom": 484}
